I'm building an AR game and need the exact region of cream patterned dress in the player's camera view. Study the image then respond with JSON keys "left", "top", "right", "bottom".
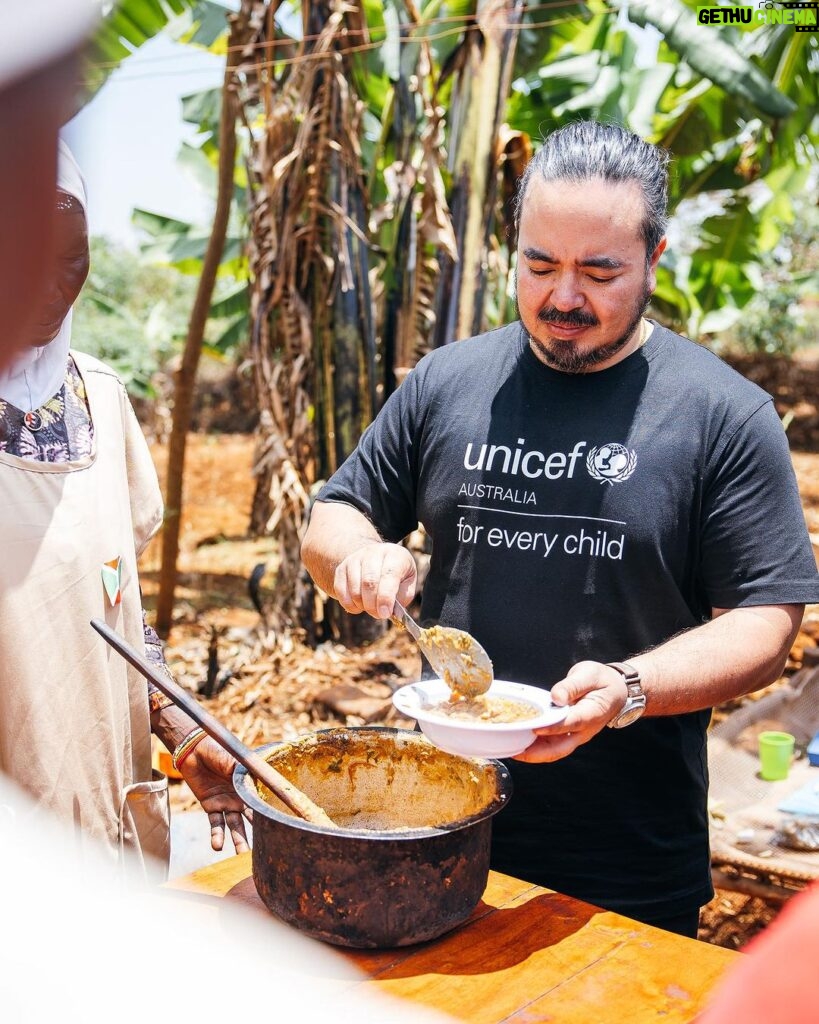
{"left": 0, "top": 352, "right": 169, "bottom": 880}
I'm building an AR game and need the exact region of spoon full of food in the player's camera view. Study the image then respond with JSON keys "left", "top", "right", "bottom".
{"left": 392, "top": 600, "right": 493, "bottom": 699}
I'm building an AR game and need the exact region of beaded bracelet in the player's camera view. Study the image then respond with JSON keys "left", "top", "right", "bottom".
{"left": 172, "top": 728, "right": 207, "bottom": 771}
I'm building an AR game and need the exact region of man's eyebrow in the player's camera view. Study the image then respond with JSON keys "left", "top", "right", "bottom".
{"left": 522, "top": 247, "right": 556, "bottom": 262}
{"left": 579, "top": 255, "right": 625, "bottom": 271}
{"left": 521, "top": 247, "right": 626, "bottom": 272}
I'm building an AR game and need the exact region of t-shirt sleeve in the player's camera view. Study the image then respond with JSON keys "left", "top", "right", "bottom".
{"left": 317, "top": 364, "right": 425, "bottom": 543}
{"left": 699, "top": 399, "right": 819, "bottom": 608}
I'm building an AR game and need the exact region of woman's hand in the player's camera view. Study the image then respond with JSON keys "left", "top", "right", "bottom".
{"left": 177, "top": 737, "right": 252, "bottom": 853}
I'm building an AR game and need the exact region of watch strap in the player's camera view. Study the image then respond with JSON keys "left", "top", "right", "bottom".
{"left": 605, "top": 661, "right": 646, "bottom": 728}
{"left": 605, "top": 661, "right": 640, "bottom": 686}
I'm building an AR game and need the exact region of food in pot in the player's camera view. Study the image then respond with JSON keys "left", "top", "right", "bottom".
{"left": 330, "top": 812, "right": 416, "bottom": 831}
{"left": 254, "top": 730, "right": 501, "bottom": 829}
{"left": 426, "top": 693, "right": 541, "bottom": 724}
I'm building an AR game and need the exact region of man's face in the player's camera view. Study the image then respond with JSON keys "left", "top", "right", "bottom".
{"left": 30, "top": 189, "right": 89, "bottom": 347}
{"left": 515, "top": 176, "right": 666, "bottom": 373}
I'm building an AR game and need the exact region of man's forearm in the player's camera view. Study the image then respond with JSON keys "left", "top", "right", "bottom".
{"left": 631, "top": 604, "right": 803, "bottom": 716}
{"left": 523, "top": 603, "right": 805, "bottom": 764}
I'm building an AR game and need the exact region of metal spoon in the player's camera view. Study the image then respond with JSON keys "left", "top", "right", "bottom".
{"left": 90, "top": 618, "right": 337, "bottom": 828}
{"left": 392, "top": 601, "right": 493, "bottom": 699}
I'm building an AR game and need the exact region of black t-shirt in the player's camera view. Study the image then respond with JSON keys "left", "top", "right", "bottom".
{"left": 318, "top": 321, "right": 819, "bottom": 920}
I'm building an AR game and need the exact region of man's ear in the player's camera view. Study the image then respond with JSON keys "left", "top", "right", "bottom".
{"left": 650, "top": 237, "right": 667, "bottom": 268}
{"left": 647, "top": 237, "right": 667, "bottom": 291}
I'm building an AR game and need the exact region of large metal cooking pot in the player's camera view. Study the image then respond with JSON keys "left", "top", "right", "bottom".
{"left": 233, "top": 726, "right": 512, "bottom": 949}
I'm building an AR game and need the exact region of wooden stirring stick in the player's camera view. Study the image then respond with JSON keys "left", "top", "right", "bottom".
{"left": 90, "top": 618, "right": 336, "bottom": 828}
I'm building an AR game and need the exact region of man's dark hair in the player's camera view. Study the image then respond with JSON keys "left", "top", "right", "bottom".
{"left": 514, "top": 121, "right": 670, "bottom": 256}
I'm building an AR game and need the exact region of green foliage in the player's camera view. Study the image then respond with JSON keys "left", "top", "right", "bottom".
{"left": 93, "top": 0, "right": 818, "bottom": 360}
{"left": 732, "top": 284, "right": 807, "bottom": 358}
{"left": 83, "top": 0, "right": 201, "bottom": 98}
{"left": 626, "top": 0, "right": 795, "bottom": 118}
{"left": 85, "top": 0, "right": 251, "bottom": 396}
{"left": 175, "top": 0, "right": 234, "bottom": 49}
{"left": 722, "top": 191, "right": 819, "bottom": 357}
{"left": 73, "top": 237, "right": 250, "bottom": 395}
{"left": 84, "top": 0, "right": 233, "bottom": 99}
{"left": 72, "top": 238, "right": 198, "bottom": 395}
{"left": 132, "top": 196, "right": 249, "bottom": 337}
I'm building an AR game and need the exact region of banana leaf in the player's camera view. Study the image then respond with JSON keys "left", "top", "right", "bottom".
{"left": 622, "top": 0, "right": 796, "bottom": 118}
{"left": 85, "top": 0, "right": 202, "bottom": 97}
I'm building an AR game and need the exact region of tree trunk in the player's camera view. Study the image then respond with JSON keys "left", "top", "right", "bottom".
{"left": 433, "top": 0, "right": 525, "bottom": 347}
{"left": 153, "top": 8, "right": 249, "bottom": 637}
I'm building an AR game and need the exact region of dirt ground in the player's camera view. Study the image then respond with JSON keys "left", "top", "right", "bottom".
{"left": 139, "top": 430, "right": 819, "bottom": 953}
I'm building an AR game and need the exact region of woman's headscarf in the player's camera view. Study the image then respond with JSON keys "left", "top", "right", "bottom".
{"left": 0, "top": 140, "right": 87, "bottom": 411}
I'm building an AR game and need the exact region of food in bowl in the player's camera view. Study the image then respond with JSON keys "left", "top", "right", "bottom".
{"left": 392, "top": 678, "right": 569, "bottom": 759}
{"left": 423, "top": 693, "right": 541, "bottom": 724}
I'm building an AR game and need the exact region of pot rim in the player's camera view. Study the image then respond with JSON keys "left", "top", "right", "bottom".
{"left": 232, "top": 725, "right": 512, "bottom": 839}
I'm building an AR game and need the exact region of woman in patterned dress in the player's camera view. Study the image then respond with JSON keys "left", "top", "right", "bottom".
{"left": 0, "top": 143, "right": 250, "bottom": 878}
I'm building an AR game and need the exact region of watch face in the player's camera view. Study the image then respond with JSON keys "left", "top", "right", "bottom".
{"left": 614, "top": 704, "right": 645, "bottom": 728}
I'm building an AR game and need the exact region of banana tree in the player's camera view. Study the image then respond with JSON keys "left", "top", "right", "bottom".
{"left": 506, "top": 0, "right": 817, "bottom": 336}
{"left": 154, "top": 4, "right": 255, "bottom": 635}
{"left": 238, "top": 0, "right": 539, "bottom": 635}
{"left": 430, "top": 0, "right": 526, "bottom": 345}
{"left": 89, "top": 0, "right": 255, "bottom": 635}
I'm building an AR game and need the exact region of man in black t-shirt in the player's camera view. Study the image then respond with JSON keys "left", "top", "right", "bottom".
{"left": 301, "top": 121, "right": 819, "bottom": 937}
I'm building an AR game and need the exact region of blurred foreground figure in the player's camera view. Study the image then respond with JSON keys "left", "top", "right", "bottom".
{"left": 696, "top": 882, "right": 819, "bottom": 1023}
{"left": 0, "top": 775, "right": 453, "bottom": 1024}
{"left": 0, "top": 0, "right": 97, "bottom": 367}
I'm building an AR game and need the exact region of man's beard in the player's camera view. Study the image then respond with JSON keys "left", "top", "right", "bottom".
{"left": 520, "top": 281, "right": 651, "bottom": 374}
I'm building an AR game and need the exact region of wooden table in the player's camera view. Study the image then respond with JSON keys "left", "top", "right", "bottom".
{"left": 166, "top": 854, "right": 740, "bottom": 1023}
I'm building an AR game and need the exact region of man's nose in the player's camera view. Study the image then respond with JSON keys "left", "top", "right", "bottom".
{"left": 549, "top": 273, "right": 584, "bottom": 310}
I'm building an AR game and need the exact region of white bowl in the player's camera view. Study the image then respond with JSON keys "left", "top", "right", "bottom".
{"left": 392, "top": 679, "right": 568, "bottom": 759}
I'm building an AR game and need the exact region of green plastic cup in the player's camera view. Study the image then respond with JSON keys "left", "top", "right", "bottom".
{"left": 758, "top": 731, "right": 795, "bottom": 781}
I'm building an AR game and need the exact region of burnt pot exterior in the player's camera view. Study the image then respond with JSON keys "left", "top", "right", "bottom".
{"left": 251, "top": 810, "right": 493, "bottom": 948}
{"left": 233, "top": 727, "right": 511, "bottom": 949}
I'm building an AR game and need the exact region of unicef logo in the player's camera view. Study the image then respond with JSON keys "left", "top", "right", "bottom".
{"left": 586, "top": 443, "right": 637, "bottom": 485}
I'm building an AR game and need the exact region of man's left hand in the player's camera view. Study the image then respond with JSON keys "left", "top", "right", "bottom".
{"left": 514, "top": 661, "right": 627, "bottom": 763}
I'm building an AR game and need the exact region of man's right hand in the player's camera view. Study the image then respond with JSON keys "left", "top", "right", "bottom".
{"left": 333, "top": 542, "right": 417, "bottom": 619}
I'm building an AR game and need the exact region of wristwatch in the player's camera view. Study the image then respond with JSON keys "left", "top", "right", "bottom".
{"left": 605, "top": 661, "right": 646, "bottom": 728}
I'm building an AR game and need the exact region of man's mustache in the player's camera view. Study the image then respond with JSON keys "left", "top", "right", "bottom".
{"left": 537, "top": 307, "right": 599, "bottom": 328}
